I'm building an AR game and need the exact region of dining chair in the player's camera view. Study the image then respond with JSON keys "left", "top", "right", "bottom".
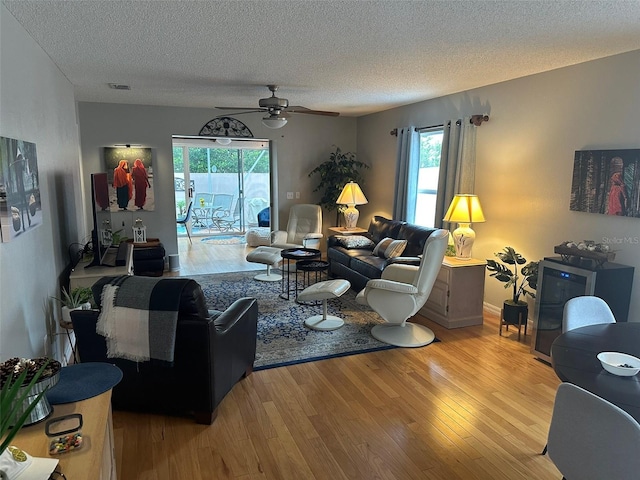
{"left": 562, "top": 295, "right": 616, "bottom": 332}
{"left": 176, "top": 200, "right": 193, "bottom": 244}
{"left": 546, "top": 383, "right": 640, "bottom": 480}
{"left": 541, "top": 295, "right": 618, "bottom": 456}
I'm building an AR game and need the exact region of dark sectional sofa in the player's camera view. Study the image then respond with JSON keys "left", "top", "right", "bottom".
{"left": 327, "top": 216, "right": 438, "bottom": 292}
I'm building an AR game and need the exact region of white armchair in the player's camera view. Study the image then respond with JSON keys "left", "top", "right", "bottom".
{"left": 356, "top": 229, "right": 448, "bottom": 347}
{"left": 271, "top": 204, "right": 323, "bottom": 250}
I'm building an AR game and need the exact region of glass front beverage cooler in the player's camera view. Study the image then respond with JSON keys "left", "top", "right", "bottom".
{"left": 531, "top": 257, "right": 634, "bottom": 363}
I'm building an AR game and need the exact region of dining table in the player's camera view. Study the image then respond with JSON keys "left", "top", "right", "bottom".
{"left": 551, "top": 322, "right": 640, "bottom": 422}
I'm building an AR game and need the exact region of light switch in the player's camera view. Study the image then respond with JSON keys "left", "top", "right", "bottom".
{"left": 295, "top": 192, "right": 300, "bottom": 199}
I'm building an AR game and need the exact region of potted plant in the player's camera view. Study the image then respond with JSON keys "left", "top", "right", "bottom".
{"left": 308, "top": 146, "right": 369, "bottom": 225}
{"left": 52, "top": 286, "right": 94, "bottom": 327}
{"left": 1, "top": 359, "right": 53, "bottom": 479}
{"left": 486, "top": 247, "right": 539, "bottom": 324}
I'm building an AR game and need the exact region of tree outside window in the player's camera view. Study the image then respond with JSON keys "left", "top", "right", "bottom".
{"left": 412, "top": 130, "right": 443, "bottom": 227}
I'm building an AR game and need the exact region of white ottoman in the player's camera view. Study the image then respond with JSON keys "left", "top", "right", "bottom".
{"left": 297, "top": 279, "right": 351, "bottom": 331}
{"left": 245, "top": 227, "right": 271, "bottom": 247}
{"left": 246, "top": 246, "right": 282, "bottom": 281}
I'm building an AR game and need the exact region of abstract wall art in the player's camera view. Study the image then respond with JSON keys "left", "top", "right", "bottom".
{"left": 570, "top": 149, "right": 640, "bottom": 218}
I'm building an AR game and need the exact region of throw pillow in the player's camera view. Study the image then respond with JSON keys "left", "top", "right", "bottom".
{"left": 335, "top": 235, "right": 375, "bottom": 249}
{"left": 372, "top": 237, "right": 407, "bottom": 259}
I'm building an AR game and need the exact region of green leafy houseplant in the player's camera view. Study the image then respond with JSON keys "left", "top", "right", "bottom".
{"left": 486, "top": 247, "right": 539, "bottom": 304}
{"left": 308, "top": 146, "right": 369, "bottom": 223}
{"left": 486, "top": 247, "right": 539, "bottom": 325}
{"left": 0, "top": 361, "right": 50, "bottom": 456}
{"left": 52, "top": 286, "right": 93, "bottom": 309}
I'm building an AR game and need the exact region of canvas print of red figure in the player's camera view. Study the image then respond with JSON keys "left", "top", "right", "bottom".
{"left": 570, "top": 149, "right": 640, "bottom": 218}
{"left": 103, "top": 147, "right": 154, "bottom": 212}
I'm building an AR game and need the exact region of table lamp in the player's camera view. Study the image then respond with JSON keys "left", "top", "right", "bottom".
{"left": 336, "top": 181, "right": 368, "bottom": 229}
{"left": 442, "top": 194, "right": 485, "bottom": 259}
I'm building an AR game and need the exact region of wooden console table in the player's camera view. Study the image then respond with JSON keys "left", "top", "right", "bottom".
{"left": 12, "top": 390, "right": 117, "bottom": 480}
{"left": 70, "top": 243, "right": 133, "bottom": 289}
{"left": 419, "top": 257, "right": 486, "bottom": 328}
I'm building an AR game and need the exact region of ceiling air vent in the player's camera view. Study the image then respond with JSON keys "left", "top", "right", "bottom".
{"left": 108, "top": 83, "right": 131, "bottom": 90}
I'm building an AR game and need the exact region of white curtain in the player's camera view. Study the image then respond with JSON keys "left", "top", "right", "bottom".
{"left": 392, "top": 126, "right": 419, "bottom": 221}
{"left": 434, "top": 117, "right": 477, "bottom": 228}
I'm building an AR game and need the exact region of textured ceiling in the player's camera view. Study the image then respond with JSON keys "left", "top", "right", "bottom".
{"left": 3, "top": 0, "right": 640, "bottom": 117}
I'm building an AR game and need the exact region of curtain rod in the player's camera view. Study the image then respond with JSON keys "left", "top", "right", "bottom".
{"left": 389, "top": 114, "right": 489, "bottom": 136}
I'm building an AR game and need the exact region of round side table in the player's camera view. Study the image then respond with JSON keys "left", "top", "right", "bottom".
{"left": 279, "top": 248, "right": 321, "bottom": 300}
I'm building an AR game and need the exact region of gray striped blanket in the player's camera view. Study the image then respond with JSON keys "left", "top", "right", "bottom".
{"left": 96, "top": 276, "right": 192, "bottom": 363}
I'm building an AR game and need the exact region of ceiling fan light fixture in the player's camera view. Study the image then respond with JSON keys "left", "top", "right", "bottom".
{"left": 262, "top": 115, "right": 287, "bottom": 129}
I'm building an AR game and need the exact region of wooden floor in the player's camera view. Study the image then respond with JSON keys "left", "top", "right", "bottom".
{"left": 115, "top": 238, "right": 562, "bottom": 479}
{"left": 167, "top": 235, "right": 263, "bottom": 276}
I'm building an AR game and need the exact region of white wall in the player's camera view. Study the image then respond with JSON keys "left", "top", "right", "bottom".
{"left": 0, "top": 5, "right": 83, "bottom": 360}
{"left": 357, "top": 49, "right": 640, "bottom": 321}
{"left": 77, "top": 103, "right": 357, "bottom": 254}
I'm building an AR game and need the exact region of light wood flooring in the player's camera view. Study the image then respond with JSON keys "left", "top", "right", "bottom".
{"left": 115, "top": 238, "right": 562, "bottom": 479}
{"left": 167, "top": 235, "right": 263, "bottom": 276}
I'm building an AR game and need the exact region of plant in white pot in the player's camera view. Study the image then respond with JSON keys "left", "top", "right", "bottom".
{"left": 52, "top": 287, "right": 94, "bottom": 328}
{"left": 486, "top": 247, "right": 539, "bottom": 324}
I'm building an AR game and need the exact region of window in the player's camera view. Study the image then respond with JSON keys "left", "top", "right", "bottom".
{"left": 411, "top": 129, "right": 443, "bottom": 227}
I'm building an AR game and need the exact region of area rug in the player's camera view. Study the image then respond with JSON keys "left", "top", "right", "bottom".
{"left": 201, "top": 235, "right": 246, "bottom": 245}
{"left": 187, "top": 271, "right": 397, "bottom": 370}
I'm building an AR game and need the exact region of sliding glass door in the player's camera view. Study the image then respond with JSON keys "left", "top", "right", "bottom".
{"left": 172, "top": 137, "right": 270, "bottom": 238}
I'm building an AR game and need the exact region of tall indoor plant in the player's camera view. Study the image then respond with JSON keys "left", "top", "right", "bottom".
{"left": 308, "top": 146, "right": 369, "bottom": 225}
{"left": 486, "top": 247, "right": 539, "bottom": 323}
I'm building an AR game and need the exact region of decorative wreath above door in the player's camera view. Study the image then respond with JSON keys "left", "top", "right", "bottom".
{"left": 199, "top": 117, "right": 253, "bottom": 138}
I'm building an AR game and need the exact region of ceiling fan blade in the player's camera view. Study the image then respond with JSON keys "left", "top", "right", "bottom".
{"left": 215, "top": 106, "right": 266, "bottom": 111}
{"left": 214, "top": 109, "right": 265, "bottom": 116}
{"left": 286, "top": 106, "right": 340, "bottom": 117}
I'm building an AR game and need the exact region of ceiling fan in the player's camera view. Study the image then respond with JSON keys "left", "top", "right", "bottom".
{"left": 215, "top": 85, "right": 339, "bottom": 129}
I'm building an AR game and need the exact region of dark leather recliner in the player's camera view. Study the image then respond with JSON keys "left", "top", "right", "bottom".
{"left": 71, "top": 276, "right": 258, "bottom": 424}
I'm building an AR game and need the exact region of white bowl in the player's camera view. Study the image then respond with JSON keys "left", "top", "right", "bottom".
{"left": 597, "top": 352, "right": 640, "bottom": 377}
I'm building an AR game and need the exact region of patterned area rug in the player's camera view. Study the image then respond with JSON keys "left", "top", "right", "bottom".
{"left": 200, "top": 235, "right": 246, "bottom": 245}
{"left": 188, "top": 271, "right": 396, "bottom": 370}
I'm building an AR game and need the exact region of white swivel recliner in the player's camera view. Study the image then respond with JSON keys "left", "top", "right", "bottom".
{"left": 271, "top": 204, "right": 323, "bottom": 250}
{"left": 356, "top": 229, "right": 448, "bottom": 347}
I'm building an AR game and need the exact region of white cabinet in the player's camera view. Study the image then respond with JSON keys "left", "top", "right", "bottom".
{"left": 419, "top": 257, "right": 485, "bottom": 329}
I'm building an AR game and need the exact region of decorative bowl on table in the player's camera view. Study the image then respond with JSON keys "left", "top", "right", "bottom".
{"left": 0, "top": 356, "right": 62, "bottom": 425}
{"left": 597, "top": 352, "right": 640, "bottom": 377}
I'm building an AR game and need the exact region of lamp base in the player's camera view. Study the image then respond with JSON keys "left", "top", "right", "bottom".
{"left": 342, "top": 205, "right": 359, "bottom": 230}
{"left": 452, "top": 223, "right": 475, "bottom": 259}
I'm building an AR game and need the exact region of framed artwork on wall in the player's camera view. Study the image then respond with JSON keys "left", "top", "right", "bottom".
{"left": 570, "top": 149, "right": 640, "bottom": 218}
{"left": 103, "top": 147, "right": 154, "bottom": 212}
{"left": 0, "top": 136, "right": 42, "bottom": 242}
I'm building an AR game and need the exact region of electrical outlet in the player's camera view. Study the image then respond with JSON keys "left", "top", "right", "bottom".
{"left": 287, "top": 192, "right": 294, "bottom": 199}
{"left": 295, "top": 192, "right": 300, "bottom": 199}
